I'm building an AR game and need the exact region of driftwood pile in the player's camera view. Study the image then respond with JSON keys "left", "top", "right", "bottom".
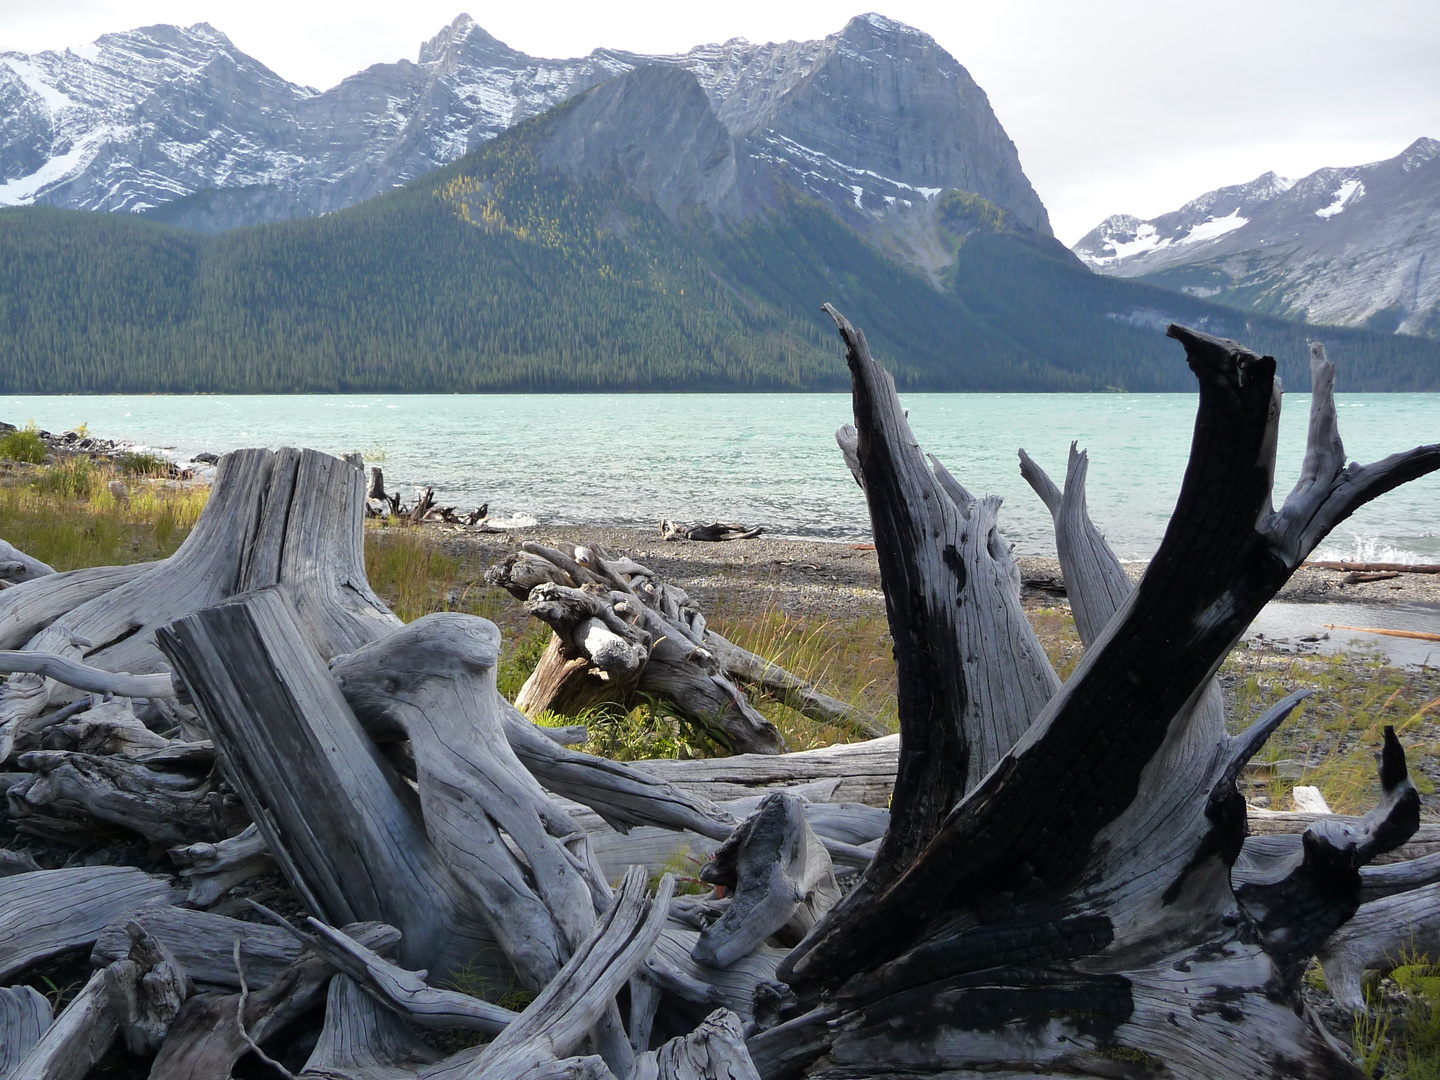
{"left": 659, "top": 522, "right": 763, "bottom": 543}
{"left": 0, "top": 312, "right": 1438, "bottom": 1078}
{"left": 365, "top": 467, "right": 488, "bottom": 526}
{"left": 485, "top": 543, "right": 889, "bottom": 752}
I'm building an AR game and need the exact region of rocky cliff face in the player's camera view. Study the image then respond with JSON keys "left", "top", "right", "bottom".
{"left": 1073, "top": 139, "right": 1440, "bottom": 338}
{"left": 0, "top": 12, "right": 1050, "bottom": 277}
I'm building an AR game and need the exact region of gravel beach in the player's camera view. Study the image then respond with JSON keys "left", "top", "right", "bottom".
{"left": 426, "top": 521, "right": 1440, "bottom": 623}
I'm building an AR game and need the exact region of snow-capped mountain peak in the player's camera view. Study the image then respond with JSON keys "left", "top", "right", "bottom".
{"left": 0, "top": 12, "right": 1051, "bottom": 263}
{"left": 1073, "top": 141, "right": 1440, "bottom": 338}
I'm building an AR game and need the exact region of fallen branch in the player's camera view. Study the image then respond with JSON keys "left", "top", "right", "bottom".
{"left": 1325, "top": 623, "right": 1440, "bottom": 642}
{"left": 0, "top": 650, "right": 175, "bottom": 700}
{"left": 1307, "top": 560, "right": 1440, "bottom": 574}
{"left": 661, "top": 521, "right": 764, "bottom": 542}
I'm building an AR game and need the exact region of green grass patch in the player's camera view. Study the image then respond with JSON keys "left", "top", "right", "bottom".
{"left": 0, "top": 459, "right": 207, "bottom": 569}
{"left": 1224, "top": 652, "right": 1440, "bottom": 814}
{"left": 707, "top": 604, "right": 898, "bottom": 751}
{"left": 1354, "top": 953, "right": 1440, "bottom": 1078}
{"left": 116, "top": 451, "right": 170, "bottom": 476}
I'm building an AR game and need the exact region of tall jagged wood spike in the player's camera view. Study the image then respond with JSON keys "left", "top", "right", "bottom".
{"left": 787, "top": 322, "right": 1440, "bottom": 993}
{"left": 753, "top": 313, "right": 1440, "bottom": 1079}
{"left": 779, "top": 306, "right": 1062, "bottom": 996}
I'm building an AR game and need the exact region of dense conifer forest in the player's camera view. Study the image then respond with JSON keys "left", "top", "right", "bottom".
{"left": 2, "top": 119, "right": 1438, "bottom": 394}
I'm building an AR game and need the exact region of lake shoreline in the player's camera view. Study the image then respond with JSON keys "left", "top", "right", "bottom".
{"left": 409, "top": 521, "right": 1440, "bottom": 656}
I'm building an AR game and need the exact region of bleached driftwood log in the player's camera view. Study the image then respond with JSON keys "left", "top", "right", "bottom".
{"left": 488, "top": 541, "right": 886, "bottom": 747}
{"left": 0, "top": 984, "right": 52, "bottom": 1075}
{"left": 0, "top": 562, "right": 154, "bottom": 651}
{"left": 497, "top": 703, "right": 736, "bottom": 839}
{"left": 692, "top": 792, "right": 839, "bottom": 968}
{"left": 0, "top": 447, "right": 398, "bottom": 759}
{"left": 93, "top": 906, "right": 302, "bottom": 990}
{"left": 38, "top": 698, "right": 171, "bottom": 756}
{"left": 169, "top": 823, "right": 277, "bottom": 907}
{"left": 740, "top": 314, "right": 1440, "bottom": 1079}
{"left": 1319, "top": 878, "right": 1440, "bottom": 1010}
{"left": 634, "top": 736, "right": 899, "bottom": 806}
{"left": 0, "top": 866, "right": 174, "bottom": 981}
{"left": 0, "top": 539, "right": 55, "bottom": 587}
{"left": 329, "top": 612, "right": 616, "bottom": 990}
{"left": 9, "top": 967, "right": 116, "bottom": 1080}
{"left": 8, "top": 749, "right": 243, "bottom": 844}
{"left": 660, "top": 521, "right": 763, "bottom": 542}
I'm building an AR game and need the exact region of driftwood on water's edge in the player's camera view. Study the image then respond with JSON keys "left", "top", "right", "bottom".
{"left": 660, "top": 520, "right": 764, "bottom": 542}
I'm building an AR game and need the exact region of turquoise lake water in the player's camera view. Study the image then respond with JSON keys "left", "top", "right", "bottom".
{"left": 3, "top": 393, "right": 1437, "bottom": 561}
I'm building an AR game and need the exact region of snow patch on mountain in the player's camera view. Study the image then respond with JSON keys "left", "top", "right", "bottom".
{"left": 1181, "top": 209, "right": 1249, "bottom": 243}
{"left": 2, "top": 58, "right": 76, "bottom": 113}
{"left": 1315, "top": 179, "right": 1363, "bottom": 218}
{"left": 0, "top": 127, "right": 114, "bottom": 205}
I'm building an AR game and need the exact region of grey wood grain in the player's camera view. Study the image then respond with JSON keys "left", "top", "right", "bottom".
{"left": 0, "top": 866, "right": 173, "bottom": 981}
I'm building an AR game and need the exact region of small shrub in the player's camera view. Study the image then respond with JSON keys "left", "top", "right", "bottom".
{"left": 0, "top": 424, "right": 47, "bottom": 464}
{"left": 117, "top": 452, "right": 170, "bottom": 476}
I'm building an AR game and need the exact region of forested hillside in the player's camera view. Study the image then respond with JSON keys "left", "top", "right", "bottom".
{"left": 3, "top": 111, "right": 1438, "bottom": 393}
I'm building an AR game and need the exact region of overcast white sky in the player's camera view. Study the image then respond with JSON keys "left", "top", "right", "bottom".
{"left": 2, "top": 1, "right": 1437, "bottom": 243}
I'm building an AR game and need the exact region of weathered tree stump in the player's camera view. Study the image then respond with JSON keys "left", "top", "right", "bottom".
{"left": 487, "top": 541, "right": 888, "bottom": 750}
{"left": 0, "top": 447, "right": 398, "bottom": 760}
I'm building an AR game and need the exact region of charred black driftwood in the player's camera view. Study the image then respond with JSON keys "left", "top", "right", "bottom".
{"left": 745, "top": 318, "right": 1440, "bottom": 1079}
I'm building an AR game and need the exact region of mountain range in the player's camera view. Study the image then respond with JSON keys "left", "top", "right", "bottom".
{"left": 0, "top": 13, "right": 1048, "bottom": 276}
{"left": 1073, "top": 139, "right": 1440, "bottom": 339}
{"left": 1, "top": 14, "right": 1437, "bottom": 394}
